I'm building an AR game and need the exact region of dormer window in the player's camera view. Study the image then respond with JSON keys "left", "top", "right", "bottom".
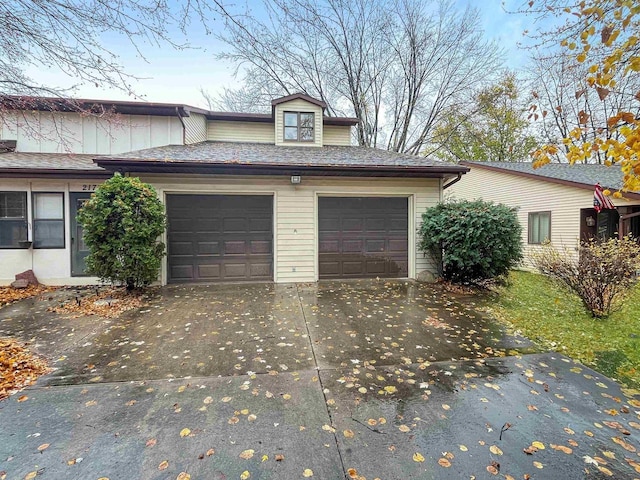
{"left": 284, "top": 112, "right": 314, "bottom": 142}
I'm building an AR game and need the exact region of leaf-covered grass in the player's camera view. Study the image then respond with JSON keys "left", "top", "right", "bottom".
{"left": 490, "top": 270, "right": 640, "bottom": 388}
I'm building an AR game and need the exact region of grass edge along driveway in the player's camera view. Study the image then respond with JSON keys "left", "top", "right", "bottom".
{"left": 489, "top": 270, "right": 640, "bottom": 390}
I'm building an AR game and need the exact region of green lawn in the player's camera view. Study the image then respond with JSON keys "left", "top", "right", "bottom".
{"left": 489, "top": 270, "right": 640, "bottom": 389}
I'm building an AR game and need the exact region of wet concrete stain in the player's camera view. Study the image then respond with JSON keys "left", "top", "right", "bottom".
{"left": 0, "top": 280, "right": 639, "bottom": 479}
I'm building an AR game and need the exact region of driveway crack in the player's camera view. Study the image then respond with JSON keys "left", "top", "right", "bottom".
{"left": 295, "top": 283, "right": 348, "bottom": 480}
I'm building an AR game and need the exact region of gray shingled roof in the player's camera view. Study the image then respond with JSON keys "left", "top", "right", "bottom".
{"left": 0, "top": 152, "right": 104, "bottom": 171}
{"left": 100, "top": 141, "right": 457, "bottom": 169}
{"left": 463, "top": 161, "right": 638, "bottom": 193}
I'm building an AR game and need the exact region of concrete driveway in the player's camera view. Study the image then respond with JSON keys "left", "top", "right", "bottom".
{"left": 1, "top": 281, "right": 639, "bottom": 479}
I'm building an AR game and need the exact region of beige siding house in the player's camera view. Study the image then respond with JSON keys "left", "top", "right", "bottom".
{"left": 0, "top": 93, "right": 466, "bottom": 285}
{"left": 449, "top": 162, "right": 640, "bottom": 265}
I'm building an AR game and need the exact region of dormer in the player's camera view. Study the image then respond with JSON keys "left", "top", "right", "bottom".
{"left": 272, "top": 93, "right": 326, "bottom": 147}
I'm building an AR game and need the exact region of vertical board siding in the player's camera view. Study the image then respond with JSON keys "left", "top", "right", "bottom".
{"left": 323, "top": 125, "right": 352, "bottom": 146}
{"left": 1, "top": 111, "right": 183, "bottom": 154}
{"left": 274, "top": 99, "right": 324, "bottom": 147}
{"left": 182, "top": 113, "right": 207, "bottom": 144}
{"left": 207, "top": 121, "right": 275, "bottom": 143}
{"left": 448, "top": 167, "right": 609, "bottom": 265}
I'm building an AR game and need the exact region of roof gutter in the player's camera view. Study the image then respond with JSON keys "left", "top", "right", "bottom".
{"left": 442, "top": 172, "right": 462, "bottom": 190}
{"left": 93, "top": 159, "right": 469, "bottom": 178}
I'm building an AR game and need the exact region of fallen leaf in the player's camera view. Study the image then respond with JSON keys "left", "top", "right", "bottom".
{"left": 459, "top": 445, "right": 468, "bottom": 452}
{"left": 612, "top": 437, "right": 636, "bottom": 452}
{"left": 146, "top": 438, "right": 157, "bottom": 447}
{"left": 398, "top": 425, "right": 410, "bottom": 433}
{"left": 383, "top": 386, "right": 397, "bottom": 394}
{"left": 550, "top": 444, "right": 572, "bottom": 454}
{"left": 302, "top": 468, "right": 314, "bottom": 477}
{"left": 597, "top": 466, "right": 614, "bottom": 476}
{"left": 486, "top": 464, "right": 499, "bottom": 475}
{"left": 531, "top": 441, "right": 545, "bottom": 450}
{"left": 239, "top": 449, "right": 255, "bottom": 460}
{"left": 275, "top": 454, "right": 285, "bottom": 461}
{"left": 180, "top": 428, "right": 191, "bottom": 438}
{"left": 347, "top": 468, "right": 358, "bottom": 478}
{"left": 523, "top": 446, "right": 538, "bottom": 455}
{"left": 37, "top": 443, "right": 50, "bottom": 452}
{"left": 413, "top": 452, "right": 425, "bottom": 463}
{"left": 158, "top": 461, "right": 169, "bottom": 471}
{"left": 176, "top": 473, "right": 190, "bottom": 480}
{"left": 24, "top": 473, "right": 37, "bottom": 480}
{"left": 343, "top": 429, "right": 355, "bottom": 438}
{"left": 489, "top": 445, "right": 503, "bottom": 455}
{"left": 240, "top": 471, "right": 250, "bottom": 480}
{"left": 533, "top": 461, "right": 544, "bottom": 469}
{"left": 17, "top": 395, "right": 28, "bottom": 402}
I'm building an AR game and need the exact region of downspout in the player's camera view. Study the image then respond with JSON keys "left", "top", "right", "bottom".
{"left": 442, "top": 173, "right": 462, "bottom": 190}
{"left": 175, "top": 107, "right": 186, "bottom": 144}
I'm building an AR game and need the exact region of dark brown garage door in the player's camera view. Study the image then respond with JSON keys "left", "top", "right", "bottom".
{"left": 318, "top": 197, "right": 408, "bottom": 279}
{"left": 167, "top": 194, "right": 273, "bottom": 283}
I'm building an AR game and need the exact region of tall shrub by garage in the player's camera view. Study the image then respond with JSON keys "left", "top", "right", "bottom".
{"left": 419, "top": 199, "right": 523, "bottom": 283}
{"left": 77, "top": 174, "right": 166, "bottom": 291}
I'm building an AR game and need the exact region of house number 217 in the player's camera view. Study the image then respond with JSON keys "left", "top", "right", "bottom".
{"left": 82, "top": 184, "right": 98, "bottom": 191}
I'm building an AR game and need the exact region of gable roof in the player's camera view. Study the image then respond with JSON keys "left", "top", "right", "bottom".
{"left": 95, "top": 141, "right": 468, "bottom": 178}
{"left": 271, "top": 93, "right": 327, "bottom": 109}
{"left": 460, "top": 161, "right": 640, "bottom": 199}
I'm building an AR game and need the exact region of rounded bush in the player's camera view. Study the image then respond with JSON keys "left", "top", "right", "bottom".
{"left": 419, "top": 199, "right": 523, "bottom": 283}
{"left": 77, "top": 174, "right": 166, "bottom": 290}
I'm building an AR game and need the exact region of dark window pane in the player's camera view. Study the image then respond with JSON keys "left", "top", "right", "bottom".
{"left": 0, "top": 192, "right": 26, "bottom": 219}
{"left": 0, "top": 219, "right": 27, "bottom": 247}
{"left": 34, "top": 220, "right": 64, "bottom": 248}
{"left": 300, "top": 127, "right": 314, "bottom": 141}
{"left": 300, "top": 113, "right": 314, "bottom": 128}
{"left": 284, "top": 113, "right": 298, "bottom": 127}
{"left": 284, "top": 126, "right": 298, "bottom": 140}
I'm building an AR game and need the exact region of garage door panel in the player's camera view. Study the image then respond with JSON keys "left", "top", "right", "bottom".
{"left": 167, "top": 194, "right": 273, "bottom": 283}
{"left": 388, "top": 239, "right": 408, "bottom": 252}
{"left": 319, "top": 197, "right": 408, "bottom": 279}
{"left": 365, "top": 239, "right": 385, "bottom": 253}
{"left": 170, "top": 265, "right": 194, "bottom": 280}
{"left": 319, "top": 240, "right": 339, "bottom": 254}
{"left": 198, "top": 264, "right": 221, "bottom": 279}
{"left": 342, "top": 239, "right": 364, "bottom": 253}
{"left": 197, "top": 241, "right": 220, "bottom": 255}
{"left": 167, "top": 241, "right": 189, "bottom": 255}
{"left": 250, "top": 240, "right": 271, "bottom": 254}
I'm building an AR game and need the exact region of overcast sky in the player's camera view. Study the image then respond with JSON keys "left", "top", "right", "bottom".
{"left": 25, "top": 0, "right": 534, "bottom": 109}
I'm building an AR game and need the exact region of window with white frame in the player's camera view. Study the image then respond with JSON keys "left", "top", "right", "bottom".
{"left": 284, "top": 112, "right": 315, "bottom": 142}
{"left": 0, "top": 192, "right": 27, "bottom": 248}
{"left": 33, "top": 192, "right": 65, "bottom": 248}
{"left": 528, "top": 211, "right": 551, "bottom": 244}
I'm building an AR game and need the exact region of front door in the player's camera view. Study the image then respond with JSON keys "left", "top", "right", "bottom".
{"left": 70, "top": 193, "right": 92, "bottom": 276}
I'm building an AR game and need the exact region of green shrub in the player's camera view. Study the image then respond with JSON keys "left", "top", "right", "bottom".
{"left": 77, "top": 174, "right": 166, "bottom": 291}
{"left": 419, "top": 199, "right": 523, "bottom": 283}
{"left": 531, "top": 237, "right": 640, "bottom": 317}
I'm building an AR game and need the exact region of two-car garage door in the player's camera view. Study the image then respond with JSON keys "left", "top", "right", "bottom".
{"left": 166, "top": 194, "right": 409, "bottom": 283}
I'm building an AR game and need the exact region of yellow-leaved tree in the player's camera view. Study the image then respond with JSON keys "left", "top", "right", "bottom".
{"left": 528, "top": 0, "right": 640, "bottom": 195}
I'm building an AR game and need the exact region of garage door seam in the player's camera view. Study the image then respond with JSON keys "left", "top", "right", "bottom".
{"left": 295, "top": 283, "right": 348, "bottom": 480}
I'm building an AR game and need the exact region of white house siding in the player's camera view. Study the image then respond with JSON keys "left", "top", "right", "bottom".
{"left": 274, "top": 99, "right": 324, "bottom": 147}
{"left": 0, "top": 178, "right": 104, "bottom": 285}
{"left": 206, "top": 121, "right": 275, "bottom": 144}
{"left": 143, "top": 175, "right": 441, "bottom": 284}
{"left": 323, "top": 125, "right": 352, "bottom": 146}
{"left": 182, "top": 113, "right": 207, "bottom": 144}
{"left": 1, "top": 111, "right": 183, "bottom": 154}
{"left": 448, "top": 166, "right": 636, "bottom": 265}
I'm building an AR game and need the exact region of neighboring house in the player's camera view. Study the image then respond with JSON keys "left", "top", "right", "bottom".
{"left": 448, "top": 161, "right": 640, "bottom": 265}
{"left": 0, "top": 93, "right": 467, "bottom": 285}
